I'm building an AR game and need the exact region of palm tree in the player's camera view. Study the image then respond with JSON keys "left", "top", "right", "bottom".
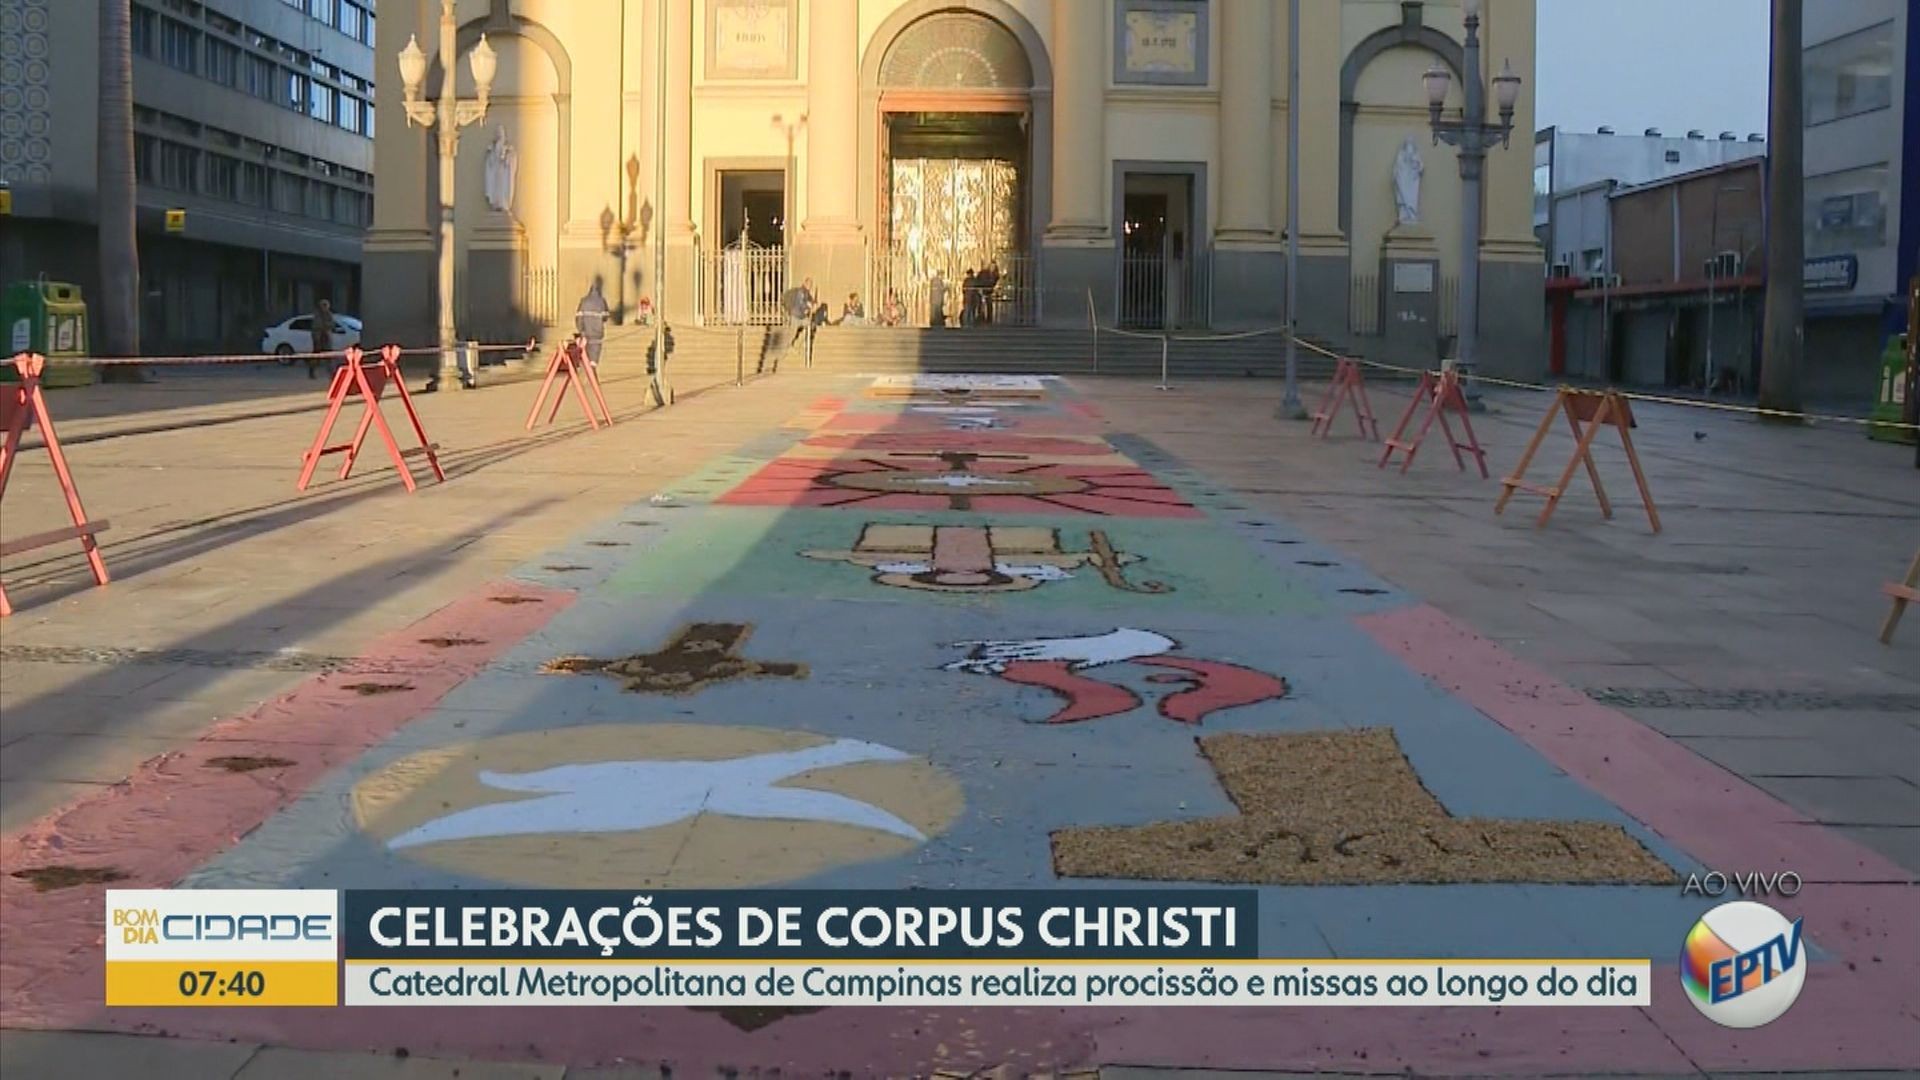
{"left": 97, "top": 0, "right": 144, "bottom": 380}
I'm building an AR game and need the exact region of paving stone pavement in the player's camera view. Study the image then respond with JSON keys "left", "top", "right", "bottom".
{"left": 0, "top": 366, "right": 1915, "bottom": 1078}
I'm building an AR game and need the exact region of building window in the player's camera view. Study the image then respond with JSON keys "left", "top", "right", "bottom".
{"left": 363, "top": 106, "right": 374, "bottom": 138}
{"left": 159, "top": 16, "right": 198, "bottom": 74}
{"left": 241, "top": 162, "right": 269, "bottom": 206}
{"left": 310, "top": 82, "right": 334, "bottom": 124}
{"left": 206, "top": 154, "right": 240, "bottom": 201}
{"left": 243, "top": 54, "right": 277, "bottom": 100}
{"left": 205, "top": 10, "right": 240, "bottom": 37}
{"left": 337, "top": 95, "right": 363, "bottom": 135}
{"left": 306, "top": 180, "right": 332, "bottom": 220}
{"left": 308, "top": 0, "right": 335, "bottom": 24}
{"left": 131, "top": 7, "right": 158, "bottom": 58}
{"left": 275, "top": 173, "right": 305, "bottom": 215}
{"left": 1804, "top": 163, "right": 1889, "bottom": 255}
{"left": 205, "top": 37, "right": 239, "bottom": 87}
{"left": 365, "top": 10, "right": 375, "bottom": 47}
{"left": 156, "top": 141, "right": 199, "bottom": 191}
{"left": 1805, "top": 21, "right": 1894, "bottom": 125}
{"left": 1581, "top": 248, "right": 1605, "bottom": 274}
{"left": 133, "top": 134, "right": 157, "bottom": 183}
{"left": 285, "top": 70, "right": 309, "bottom": 112}
{"left": 338, "top": 1, "right": 362, "bottom": 41}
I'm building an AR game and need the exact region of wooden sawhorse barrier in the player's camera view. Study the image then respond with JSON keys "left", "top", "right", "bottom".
{"left": 1311, "top": 358, "right": 1380, "bottom": 441}
{"left": 297, "top": 344, "right": 444, "bottom": 493}
{"left": 526, "top": 335, "right": 614, "bottom": 430}
{"left": 1881, "top": 548, "right": 1920, "bottom": 645}
{"left": 1, "top": 353, "right": 110, "bottom": 616}
{"left": 1496, "top": 387, "right": 1660, "bottom": 533}
{"left": 1379, "top": 369, "right": 1488, "bottom": 476}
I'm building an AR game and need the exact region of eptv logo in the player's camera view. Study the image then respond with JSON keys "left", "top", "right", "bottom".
{"left": 1680, "top": 901, "right": 1806, "bottom": 1028}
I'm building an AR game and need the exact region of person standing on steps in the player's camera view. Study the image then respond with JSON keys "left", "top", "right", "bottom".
{"left": 307, "top": 298, "right": 335, "bottom": 380}
{"left": 575, "top": 277, "right": 612, "bottom": 367}
{"left": 928, "top": 270, "right": 949, "bottom": 328}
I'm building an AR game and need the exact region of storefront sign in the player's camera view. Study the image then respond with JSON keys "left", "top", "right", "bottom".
{"left": 1804, "top": 254, "right": 1858, "bottom": 291}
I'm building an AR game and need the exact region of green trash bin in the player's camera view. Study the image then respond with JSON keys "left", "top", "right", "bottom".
{"left": 2, "top": 280, "right": 96, "bottom": 388}
{"left": 1868, "top": 333, "right": 1916, "bottom": 445}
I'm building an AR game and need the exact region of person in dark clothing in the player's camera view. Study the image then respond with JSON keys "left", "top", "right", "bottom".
{"left": 575, "top": 278, "right": 612, "bottom": 366}
{"left": 928, "top": 271, "right": 949, "bottom": 328}
{"left": 307, "top": 298, "right": 335, "bottom": 380}
{"left": 961, "top": 268, "right": 979, "bottom": 326}
{"left": 980, "top": 263, "right": 1001, "bottom": 325}
{"left": 783, "top": 277, "right": 824, "bottom": 347}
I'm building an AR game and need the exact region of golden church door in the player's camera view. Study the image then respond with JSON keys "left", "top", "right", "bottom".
{"left": 887, "top": 157, "right": 1021, "bottom": 287}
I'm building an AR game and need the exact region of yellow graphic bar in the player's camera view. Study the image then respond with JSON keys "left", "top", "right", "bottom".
{"left": 106, "top": 960, "right": 338, "bottom": 1007}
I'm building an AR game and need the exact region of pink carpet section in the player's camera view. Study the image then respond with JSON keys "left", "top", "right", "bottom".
{"left": 1357, "top": 602, "right": 1920, "bottom": 1070}
{"left": 0, "top": 580, "right": 571, "bottom": 1027}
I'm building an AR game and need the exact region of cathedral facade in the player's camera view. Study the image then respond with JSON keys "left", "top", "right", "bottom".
{"left": 364, "top": 0, "right": 1544, "bottom": 370}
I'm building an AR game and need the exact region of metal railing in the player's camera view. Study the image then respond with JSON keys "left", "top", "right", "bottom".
{"left": 867, "top": 248, "right": 1040, "bottom": 327}
{"left": 1348, "top": 274, "right": 1381, "bottom": 336}
{"left": 697, "top": 245, "right": 788, "bottom": 326}
{"left": 1117, "top": 252, "right": 1211, "bottom": 330}
{"left": 523, "top": 265, "right": 560, "bottom": 327}
{"left": 1438, "top": 275, "right": 1460, "bottom": 340}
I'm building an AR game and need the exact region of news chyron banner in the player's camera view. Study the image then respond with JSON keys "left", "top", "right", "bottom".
{"left": 105, "top": 889, "right": 1654, "bottom": 1008}
{"left": 341, "top": 890, "right": 1649, "bottom": 1007}
{"left": 106, "top": 890, "right": 338, "bottom": 1006}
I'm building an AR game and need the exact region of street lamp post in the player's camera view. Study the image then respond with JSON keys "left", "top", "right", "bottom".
{"left": 398, "top": 3, "right": 496, "bottom": 392}
{"left": 649, "top": 0, "right": 668, "bottom": 407}
{"left": 1278, "top": 0, "right": 1305, "bottom": 420}
{"left": 771, "top": 113, "right": 807, "bottom": 283}
{"left": 1421, "top": 0, "right": 1521, "bottom": 409}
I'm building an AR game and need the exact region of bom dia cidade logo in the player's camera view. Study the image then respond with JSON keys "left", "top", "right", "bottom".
{"left": 1680, "top": 900, "right": 1805, "bottom": 1028}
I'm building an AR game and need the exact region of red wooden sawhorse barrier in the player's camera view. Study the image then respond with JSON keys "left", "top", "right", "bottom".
{"left": 1311, "top": 358, "right": 1380, "bottom": 441}
{"left": 526, "top": 335, "right": 615, "bottom": 430}
{"left": 1378, "top": 368, "right": 1489, "bottom": 477}
{"left": 0, "top": 353, "right": 110, "bottom": 616}
{"left": 297, "top": 344, "right": 444, "bottom": 492}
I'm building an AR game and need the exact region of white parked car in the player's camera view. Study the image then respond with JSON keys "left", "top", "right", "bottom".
{"left": 262, "top": 313, "right": 362, "bottom": 360}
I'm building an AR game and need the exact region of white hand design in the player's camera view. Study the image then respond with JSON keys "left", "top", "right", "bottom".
{"left": 943, "top": 628, "right": 1176, "bottom": 675}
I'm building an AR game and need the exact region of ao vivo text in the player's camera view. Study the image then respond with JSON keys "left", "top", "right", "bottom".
{"left": 112, "top": 906, "right": 335, "bottom": 946}
{"left": 1680, "top": 871, "right": 1803, "bottom": 898}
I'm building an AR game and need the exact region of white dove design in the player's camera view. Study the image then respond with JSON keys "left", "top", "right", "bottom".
{"left": 943, "top": 628, "right": 1177, "bottom": 675}
{"left": 386, "top": 738, "right": 927, "bottom": 851}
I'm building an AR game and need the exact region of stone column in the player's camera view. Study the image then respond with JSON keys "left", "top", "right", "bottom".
{"left": 795, "top": 0, "right": 863, "bottom": 302}
{"left": 663, "top": 0, "right": 696, "bottom": 319}
{"left": 1216, "top": 0, "right": 1272, "bottom": 241}
{"left": 1046, "top": 0, "right": 1105, "bottom": 238}
{"left": 1041, "top": 0, "right": 1112, "bottom": 323}
{"left": 362, "top": 0, "right": 435, "bottom": 343}
{"left": 1212, "top": 0, "right": 1280, "bottom": 325}
{"left": 1292, "top": 0, "right": 1350, "bottom": 340}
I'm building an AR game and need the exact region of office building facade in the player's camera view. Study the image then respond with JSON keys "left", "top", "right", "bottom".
{"left": 0, "top": 0, "right": 378, "bottom": 355}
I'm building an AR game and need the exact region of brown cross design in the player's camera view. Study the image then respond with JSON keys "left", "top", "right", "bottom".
{"left": 543, "top": 623, "right": 806, "bottom": 694}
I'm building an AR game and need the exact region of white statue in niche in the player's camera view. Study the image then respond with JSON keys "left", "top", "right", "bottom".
{"left": 483, "top": 125, "right": 517, "bottom": 214}
{"left": 1392, "top": 136, "right": 1424, "bottom": 226}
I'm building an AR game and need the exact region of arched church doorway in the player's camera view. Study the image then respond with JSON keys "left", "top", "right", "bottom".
{"left": 873, "top": 9, "right": 1036, "bottom": 326}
